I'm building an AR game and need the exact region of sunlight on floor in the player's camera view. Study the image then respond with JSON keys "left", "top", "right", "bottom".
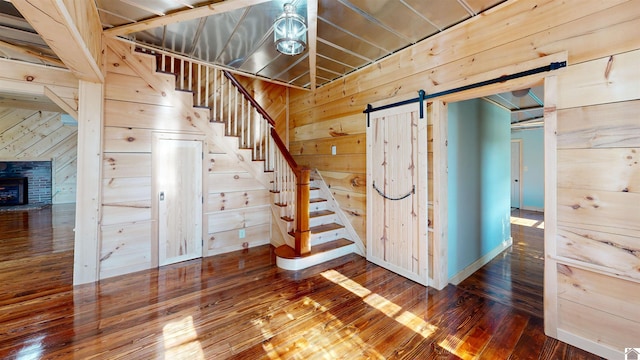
{"left": 256, "top": 296, "right": 382, "bottom": 359}
{"left": 510, "top": 215, "right": 545, "bottom": 229}
{"left": 249, "top": 270, "right": 441, "bottom": 358}
{"left": 321, "top": 270, "right": 437, "bottom": 338}
{"left": 439, "top": 334, "right": 474, "bottom": 359}
{"left": 162, "top": 316, "right": 204, "bottom": 360}
{"left": 15, "top": 335, "right": 44, "bottom": 360}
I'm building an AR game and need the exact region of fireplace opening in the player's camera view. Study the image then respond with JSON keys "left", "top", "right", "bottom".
{"left": 0, "top": 177, "right": 28, "bottom": 206}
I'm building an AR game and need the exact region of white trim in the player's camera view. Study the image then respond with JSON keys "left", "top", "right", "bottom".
{"left": 520, "top": 205, "right": 544, "bottom": 212}
{"left": 448, "top": 237, "right": 513, "bottom": 285}
{"left": 276, "top": 243, "right": 356, "bottom": 271}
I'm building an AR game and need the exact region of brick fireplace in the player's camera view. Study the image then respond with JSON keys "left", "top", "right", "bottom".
{"left": 0, "top": 161, "right": 52, "bottom": 206}
{"left": 0, "top": 177, "right": 28, "bottom": 205}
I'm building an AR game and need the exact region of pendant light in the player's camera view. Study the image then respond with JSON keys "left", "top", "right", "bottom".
{"left": 274, "top": 3, "right": 307, "bottom": 56}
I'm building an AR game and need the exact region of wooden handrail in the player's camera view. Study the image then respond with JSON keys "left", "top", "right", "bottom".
{"left": 223, "top": 71, "right": 275, "bottom": 127}
{"left": 224, "top": 70, "right": 311, "bottom": 256}
{"left": 270, "top": 128, "right": 300, "bottom": 175}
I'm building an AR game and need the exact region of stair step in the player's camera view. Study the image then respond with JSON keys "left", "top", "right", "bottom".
{"left": 313, "top": 238, "right": 354, "bottom": 254}
{"left": 310, "top": 186, "right": 320, "bottom": 191}
{"left": 309, "top": 210, "right": 334, "bottom": 218}
{"left": 311, "top": 222, "right": 344, "bottom": 234}
{"left": 281, "top": 216, "right": 294, "bottom": 222}
{"left": 309, "top": 198, "right": 327, "bottom": 203}
{"left": 274, "top": 238, "right": 355, "bottom": 259}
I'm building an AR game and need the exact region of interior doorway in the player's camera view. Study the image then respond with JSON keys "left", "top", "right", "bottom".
{"left": 444, "top": 85, "right": 547, "bottom": 313}
{"left": 154, "top": 134, "right": 204, "bottom": 266}
{"left": 511, "top": 140, "right": 522, "bottom": 209}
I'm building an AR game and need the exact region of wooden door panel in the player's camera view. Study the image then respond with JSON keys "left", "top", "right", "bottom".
{"left": 367, "top": 103, "right": 429, "bottom": 285}
{"left": 156, "top": 137, "right": 203, "bottom": 266}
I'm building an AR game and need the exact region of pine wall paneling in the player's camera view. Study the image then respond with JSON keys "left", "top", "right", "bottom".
{"left": 100, "top": 40, "right": 272, "bottom": 279}
{"left": 288, "top": 0, "right": 640, "bottom": 357}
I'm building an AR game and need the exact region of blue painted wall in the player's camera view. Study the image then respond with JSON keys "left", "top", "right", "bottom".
{"left": 447, "top": 99, "right": 511, "bottom": 279}
{"left": 511, "top": 128, "right": 544, "bottom": 210}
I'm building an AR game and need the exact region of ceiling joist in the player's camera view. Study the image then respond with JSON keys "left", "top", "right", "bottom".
{"left": 104, "top": 0, "right": 272, "bottom": 37}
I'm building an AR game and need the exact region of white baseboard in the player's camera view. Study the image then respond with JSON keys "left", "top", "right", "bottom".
{"left": 449, "top": 237, "right": 513, "bottom": 285}
{"left": 520, "top": 205, "right": 544, "bottom": 212}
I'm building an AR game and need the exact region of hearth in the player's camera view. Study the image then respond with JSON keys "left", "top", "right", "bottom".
{"left": 0, "top": 177, "right": 28, "bottom": 206}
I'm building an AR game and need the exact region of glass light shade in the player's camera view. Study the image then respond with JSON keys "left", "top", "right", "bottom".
{"left": 274, "top": 3, "right": 307, "bottom": 56}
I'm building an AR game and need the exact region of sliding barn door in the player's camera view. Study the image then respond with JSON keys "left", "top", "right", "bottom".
{"left": 154, "top": 135, "right": 203, "bottom": 266}
{"left": 367, "top": 103, "right": 429, "bottom": 285}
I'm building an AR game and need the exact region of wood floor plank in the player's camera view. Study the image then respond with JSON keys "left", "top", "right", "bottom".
{"left": 0, "top": 206, "right": 605, "bottom": 359}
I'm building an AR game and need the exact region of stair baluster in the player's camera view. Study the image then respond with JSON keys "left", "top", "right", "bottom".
{"left": 136, "top": 44, "right": 314, "bottom": 257}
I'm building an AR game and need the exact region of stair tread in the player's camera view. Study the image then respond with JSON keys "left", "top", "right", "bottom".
{"left": 309, "top": 210, "right": 335, "bottom": 218}
{"left": 310, "top": 186, "right": 320, "bottom": 191}
{"left": 274, "top": 238, "right": 354, "bottom": 259}
{"left": 311, "top": 222, "right": 344, "bottom": 234}
{"left": 309, "top": 198, "right": 327, "bottom": 203}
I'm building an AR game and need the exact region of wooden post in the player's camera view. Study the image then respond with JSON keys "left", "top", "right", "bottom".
{"left": 543, "top": 75, "right": 559, "bottom": 337}
{"left": 73, "top": 80, "right": 104, "bottom": 285}
{"left": 295, "top": 168, "right": 311, "bottom": 256}
{"left": 431, "top": 100, "right": 448, "bottom": 290}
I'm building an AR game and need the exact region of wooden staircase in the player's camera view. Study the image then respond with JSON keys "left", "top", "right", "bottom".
{"left": 274, "top": 174, "right": 359, "bottom": 270}
{"left": 128, "top": 40, "right": 363, "bottom": 270}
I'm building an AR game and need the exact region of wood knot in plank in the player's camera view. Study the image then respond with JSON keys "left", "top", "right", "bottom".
{"left": 127, "top": 137, "right": 135, "bottom": 142}
{"left": 25, "top": 75, "right": 34, "bottom": 82}
{"left": 604, "top": 56, "right": 614, "bottom": 80}
{"left": 329, "top": 128, "right": 348, "bottom": 137}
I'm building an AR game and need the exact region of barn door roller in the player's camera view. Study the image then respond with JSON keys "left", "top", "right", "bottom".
{"left": 364, "top": 61, "right": 567, "bottom": 126}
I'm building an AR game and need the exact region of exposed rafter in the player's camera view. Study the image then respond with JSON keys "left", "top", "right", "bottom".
{"left": 0, "top": 39, "right": 65, "bottom": 67}
{"left": 104, "top": 0, "right": 272, "bottom": 37}
{"left": 11, "top": 0, "right": 104, "bottom": 83}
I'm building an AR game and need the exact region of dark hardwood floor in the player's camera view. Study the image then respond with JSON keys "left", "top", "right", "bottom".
{"left": 0, "top": 205, "right": 603, "bottom": 359}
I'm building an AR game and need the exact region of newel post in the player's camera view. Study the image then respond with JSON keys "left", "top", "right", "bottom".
{"left": 295, "top": 168, "right": 311, "bottom": 256}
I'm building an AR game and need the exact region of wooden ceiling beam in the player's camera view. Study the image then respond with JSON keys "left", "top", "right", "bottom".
{"left": 0, "top": 39, "right": 65, "bottom": 67}
{"left": 11, "top": 0, "right": 104, "bottom": 83}
{"left": 307, "top": 0, "right": 318, "bottom": 90}
{"left": 104, "top": 0, "right": 272, "bottom": 37}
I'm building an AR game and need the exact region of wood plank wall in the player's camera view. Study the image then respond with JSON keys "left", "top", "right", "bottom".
{"left": 100, "top": 42, "right": 271, "bottom": 279}
{"left": 288, "top": 0, "right": 640, "bottom": 356}
{"left": 0, "top": 107, "right": 77, "bottom": 204}
{"left": 552, "top": 48, "right": 640, "bottom": 356}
